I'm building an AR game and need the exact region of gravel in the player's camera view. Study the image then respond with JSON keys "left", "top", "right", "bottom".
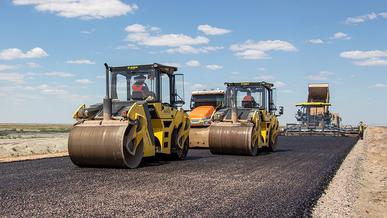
{"left": 0, "top": 136, "right": 357, "bottom": 217}
{"left": 0, "top": 133, "right": 68, "bottom": 160}
{"left": 313, "top": 127, "right": 387, "bottom": 217}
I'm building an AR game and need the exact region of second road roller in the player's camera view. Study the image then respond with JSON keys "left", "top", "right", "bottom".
{"left": 208, "top": 82, "right": 283, "bottom": 155}
{"left": 68, "top": 63, "right": 190, "bottom": 168}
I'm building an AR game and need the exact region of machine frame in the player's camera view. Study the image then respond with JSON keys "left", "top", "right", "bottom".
{"left": 208, "top": 81, "right": 283, "bottom": 156}
{"left": 68, "top": 63, "right": 190, "bottom": 169}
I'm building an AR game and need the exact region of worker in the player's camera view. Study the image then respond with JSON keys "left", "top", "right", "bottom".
{"left": 132, "top": 75, "right": 151, "bottom": 100}
{"left": 295, "top": 109, "right": 303, "bottom": 121}
{"left": 242, "top": 91, "right": 256, "bottom": 108}
{"left": 358, "top": 121, "right": 366, "bottom": 140}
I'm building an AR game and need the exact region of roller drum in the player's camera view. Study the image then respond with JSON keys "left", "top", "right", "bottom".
{"left": 209, "top": 125, "right": 257, "bottom": 156}
{"left": 68, "top": 125, "right": 143, "bottom": 168}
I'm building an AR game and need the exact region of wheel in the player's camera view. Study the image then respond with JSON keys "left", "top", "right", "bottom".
{"left": 267, "top": 127, "right": 278, "bottom": 152}
{"left": 250, "top": 140, "right": 258, "bottom": 156}
{"left": 171, "top": 129, "right": 189, "bottom": 160}
{"left": 123, "top": 126, "right": 144, "bottom": 169}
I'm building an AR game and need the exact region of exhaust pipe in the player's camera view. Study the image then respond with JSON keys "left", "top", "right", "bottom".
{"left": 103, "top": 63, "right": 112, "bottom": 121}
{"left": 230, "top": 88, "right": 238, "bottom": 124}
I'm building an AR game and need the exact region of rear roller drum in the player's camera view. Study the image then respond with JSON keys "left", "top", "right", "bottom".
{"left": 208, "top": 125, "right": 257, "bottom": 156}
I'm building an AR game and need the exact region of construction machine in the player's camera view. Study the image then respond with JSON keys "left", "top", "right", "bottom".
{"left": 68, "top": 63, "right": 190, "bottom": 168}
{"left": 208, "top": 82, "right": 283, "bottom": 155}
{"left": 189, "top": 90, "right": 225, "bottom": 148}
{"left": 285, "top": 83, "right": 358, "bottom": 136}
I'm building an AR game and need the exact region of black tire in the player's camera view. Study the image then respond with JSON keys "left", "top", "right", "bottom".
{"left": 267, "top": 127, "right": 278, "bottom": 152}
{"left": 250, "top": 141, "right": 258, "bottom": 156}
{"left": 171, "top": 129, "right": 189, "bottom": 160}
{"left": 123, "top": 130, "right": 144, "bottom": 169}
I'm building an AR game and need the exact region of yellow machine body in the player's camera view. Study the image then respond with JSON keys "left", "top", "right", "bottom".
{"left": 68, "top": 63, "right": 190, "bottom": 168}
{"left": 208, "top": 82, "right": 282, "bottom": 156}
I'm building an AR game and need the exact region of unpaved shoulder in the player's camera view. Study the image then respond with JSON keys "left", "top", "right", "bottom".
{"left": 313, "top": 127, "right": 387, "bottom": 218}
{"left": 0, "top": 133, "right": 68, "bottom": 162}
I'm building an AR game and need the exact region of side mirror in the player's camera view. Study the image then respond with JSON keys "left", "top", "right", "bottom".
{"left": 174, "top": 100, "right": 185, "bottom": 107}
{"left": 279, "top": 106, "right": 284, "bottom": 116}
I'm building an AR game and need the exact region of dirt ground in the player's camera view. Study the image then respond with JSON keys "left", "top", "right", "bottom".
{"left": 313, "top": 126, "right": 387, "bottom": 218}
{"left": 0, "top": 131, "right": 68, "bottom": 162}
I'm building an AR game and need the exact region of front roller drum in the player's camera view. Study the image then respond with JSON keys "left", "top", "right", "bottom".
{"left": 208, "top": 125, "right": 257, "bottom": 156}
{"left": 68, "top": 125, "right": 143, "bottom": 168}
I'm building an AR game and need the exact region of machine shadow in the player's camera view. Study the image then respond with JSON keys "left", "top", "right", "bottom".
{"left": 140, "top": 153, "right": 207, "bottom": 168}
{"left": 258, "top": 148, "right": 292, "bottom": 156}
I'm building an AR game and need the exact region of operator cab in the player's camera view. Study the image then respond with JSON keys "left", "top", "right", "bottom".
{"left": 75, "top": 63, "right": 185, "bottom": 120}
{"left": 214, "top": 82, "right": 282, "bottom": 121}
{"left": 110, "top": 63, "right": 184, "bottom": 105}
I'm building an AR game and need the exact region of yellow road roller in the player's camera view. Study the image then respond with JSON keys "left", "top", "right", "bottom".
{"left": 208, "top": 82, "right": 283, "bottom": 155}
{"left": 68, "top": 63, "right": 190, "bottom": 168}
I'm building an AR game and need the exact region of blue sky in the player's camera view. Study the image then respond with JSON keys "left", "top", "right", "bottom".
{"left": 0, "top": 0, "right": 386, "bottom": 125}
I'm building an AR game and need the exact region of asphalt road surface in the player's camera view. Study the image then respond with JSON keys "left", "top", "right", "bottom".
{"left": 0, "top": 136, "right": 357, "bottom": 217}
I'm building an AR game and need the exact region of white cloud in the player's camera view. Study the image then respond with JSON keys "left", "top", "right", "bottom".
{"left": 123, "top": 24, "right": 226, "bottom": 55}
{"left": 332, "top": 32, "right": 350, "bottom": 40}
{"left": 38, "top": 84, "right": 66, "bottom": 95}
{"left": 26, "top": 62, "right": 39, "bottom": 68}
{"left": 164, "top": 45, "right": 223, "bottom": 54}
{"left": 340, "top": 50, "right": 387, "bottom": 66}
{"left": 186, "top": 60, "right": 201, "bottom": 67}
{"left": 140, "top": 34, "right": 208, "bottom": 47}
{"left": 307, "top": 39, "right": 324, "bottom": 44}
{"left": 206, "top": 64, "right": 223, "bottom": 70}
{"left": 12, "top": 0, "right": 138, "bottom": 20}
{"left": 0, "top": 47, "right": 48, "bottom": 60}
{"left": 191, "top": 83, "right": 207, "bottom": 90}
{"left": 253, "top": 74, "right": 285, "bottom": 87}
{"left": 273, "top": 81, "right": 286, "bottom": 88}
{"left": 234, "top": 49, "right": 269, "bottom": 60}
{"left": 230, "top": 40, "right": 297, "bottom": 60}
{"left": 44, "top": 71, "right": 74, "bottom": 77}
{"left": 67, "top": 59, "right": 96, "bottom": 64}
{"left": 125, "top": 24, "right": 147, "bottom": 33}
{"left": 0, "top": 72, "right": 25, "bottom": 84}
{"left": 354, "top": 58, "right": 387, "bottom": 66}
{"left": 75, "top": 79, "right": 93, "bottom": 84}
{"left": 345, "top": 12, "right": 383, "bottom": 25}
{"left": 125, "top": 24, "right": 209, "bottom": 47}
{"left": 372, "top": 83, "right": 387, "bottom": 88}
{"left": 115, "top": 44, "right": 140, "bottom": 50}
{"left": 255, "top": 74, "right": 275, "bottom": 81}
{"left": 197, "top": 24, "right": 231, "bottom": 35}
{"left": 230, "top": 40, "right": 297, "bottom": 52}
{"left": 340, "top": 50, "right": 387, "bottom": 59}
{"left": 307, "top": 71, "right": 334, "bottom": 81}
{"left": 80, "top": 29, "right": 95, "bottom": 34}
{"left": 0, "top": 64, "right": 17, "bottom": 71}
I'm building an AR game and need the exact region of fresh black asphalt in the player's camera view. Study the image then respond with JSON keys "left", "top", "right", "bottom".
{"left": 0, "top": 136, "right": 357, "bottom": 217}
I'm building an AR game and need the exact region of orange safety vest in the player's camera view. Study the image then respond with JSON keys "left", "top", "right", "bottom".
{"left": 132, "top": 84, "right": 144, "bottom": 92}
{"left": 243, "top": 96, "right": 253, "bottom": 101}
